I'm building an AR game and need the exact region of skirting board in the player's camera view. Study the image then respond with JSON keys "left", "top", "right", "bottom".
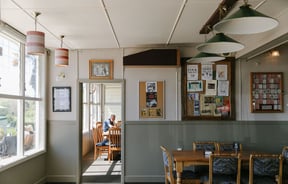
{"left": 124, "top": 175, "right": 164, "bottom": 183}
{"left": 46, "top": 175, "right": 76, "bottom": 183}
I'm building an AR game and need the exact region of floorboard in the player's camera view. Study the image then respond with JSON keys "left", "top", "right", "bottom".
{"left": 82, "top": 151, "right": 121, "bottom": 183}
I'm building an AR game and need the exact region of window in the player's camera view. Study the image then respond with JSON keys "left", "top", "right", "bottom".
{"left": 82, "top": 83, "right": 122, "bottom": 132}
{"left": 0, "top": 30, "right": 45, "bottom": 170}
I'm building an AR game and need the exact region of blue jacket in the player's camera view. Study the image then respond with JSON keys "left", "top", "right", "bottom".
{"left": 103, "top": 119, "right": 114, "bottom": 132}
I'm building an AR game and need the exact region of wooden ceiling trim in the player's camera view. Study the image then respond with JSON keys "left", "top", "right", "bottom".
{"left": 199, "top": 0, "right": 238, "bottom": 34}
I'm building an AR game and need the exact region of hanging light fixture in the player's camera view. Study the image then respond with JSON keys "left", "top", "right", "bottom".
{"left": 26, "top": 12, "right": 45, "bottom": 55}
{"left": 196, "top": 33, "right": 244, "bottom": 54}
{"left": 213, "top": 0, "right": 279, "bottom": 34}
{"left": 271, "top": 50, "right": 280, "bottom": 57}
{"left": 186, "top": 52, "right": 225, "bottom": 63}
{"left": 55, "top": 35, "right": 69, "bottom": 66}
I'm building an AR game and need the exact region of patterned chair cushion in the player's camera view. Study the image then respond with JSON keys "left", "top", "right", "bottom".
{"left": 253, "top": 158, "right": 279, "bottom": 176}
{"left": 195, "top": 144, "right": 216, "bottom": 151}
{"left": 213, "top": 157, "right": 238, "bottom": 175}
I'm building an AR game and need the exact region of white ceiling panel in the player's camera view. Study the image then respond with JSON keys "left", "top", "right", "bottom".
{"left": 0, "top": 0, "right": 287, "bottom": 50}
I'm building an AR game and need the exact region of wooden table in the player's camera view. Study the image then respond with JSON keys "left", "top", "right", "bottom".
{"left": 172, "top": 150, "right": 251, "bottom": 184}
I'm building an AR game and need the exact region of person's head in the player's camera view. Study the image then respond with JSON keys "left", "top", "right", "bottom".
{"left": 110, "top": 114, "right": 116, "bottom": 121}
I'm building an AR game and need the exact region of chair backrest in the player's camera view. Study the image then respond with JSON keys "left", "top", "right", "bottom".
{"left": 249, "top": 154, "right": 283, "bottom": 184}
{"left": 209, "top": 153, "right": 241, "bottom": 184}
{"left": 282, "top": 146, "right": 288, "bottom": 182}
{"left": 92, "top": 123, "right": 105, "bottom": 145}
{"left": 160, "top": 146, "right": 174, "bottom": 184}
{"left": 193, "top": 141, "right": 217, "bottom": 151}
{"left": 216, "top": 142, "right": 243, "bottom": 152}
{"left": 108, "top": 127, "right": 121, "bottom": 150}
{"left": 282, "top": 146, "right": 288, "bottom": 160}
{"left": 116, "top": 121, "right": 122, "bottom": 128}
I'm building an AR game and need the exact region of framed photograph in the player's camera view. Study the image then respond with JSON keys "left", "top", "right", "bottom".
{"left": 89, "top": 59, "right": 113, "bottom": 79}
{"left": 52, "top": 86, "right": 71, "bottom": 112}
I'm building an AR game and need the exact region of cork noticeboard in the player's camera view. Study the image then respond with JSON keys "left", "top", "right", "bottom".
{"left": 182, "top": 58, "right": 235, "bottom": 120}
{"left": 139, "top": 81, "right": 164, "bottom": 119}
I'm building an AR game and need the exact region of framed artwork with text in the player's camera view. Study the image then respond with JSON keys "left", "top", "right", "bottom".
{"left": 250, "top": 72, "right": 283, "bottom": 113}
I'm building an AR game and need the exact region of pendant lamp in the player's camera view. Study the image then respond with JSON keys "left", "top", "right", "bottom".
{"left": 186, "top": 52, "right": 225, "bottom": 63}
{"left": 213, "top": 1, "right": 279, "bottom": 34}
{"left": 26, "top": 12, "right": 45, "bottom": 55}
{"left": 196, "top": 33, "right": 244, "bottom": 54}
{"left": 55, "top": 35, "right": 69, "bottom": 66}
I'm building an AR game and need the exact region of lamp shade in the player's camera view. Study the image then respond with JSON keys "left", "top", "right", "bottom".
{"left": 213, "top": 4, "right": 279, "bottom": 34}
{"left": 55, "top": 48, "right": 69, "bottom": 66}
{"left": 26, "top": 31, "right": 45, "bottom": 55}
{"left": 196, "top": 33, "right": 244, "bottom": 54}
{"left": 186, "top": 52, "right": 225, "bottom": 63}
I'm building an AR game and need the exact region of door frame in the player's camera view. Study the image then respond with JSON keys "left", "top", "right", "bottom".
{"left": 77, "top": 79, "right": 125, "bottom": 184}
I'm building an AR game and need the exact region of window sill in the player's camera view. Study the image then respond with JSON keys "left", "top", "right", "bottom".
{"left": 0, "top": 149, "right": 46, "bottom": 172}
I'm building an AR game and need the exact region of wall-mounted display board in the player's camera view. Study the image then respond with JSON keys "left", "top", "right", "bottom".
{"left": 181, "top": 58, "right": 235, "bottom": 120}
{"left": 139, "top": 81, "right": 164, "bottom": 119}
{"left": 250, "top": 72, "right": 283, "bottom": 113}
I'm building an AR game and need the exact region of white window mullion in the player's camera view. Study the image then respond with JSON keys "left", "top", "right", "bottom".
{"left": 17, "top": 100, "right": 24, "bottom": 156}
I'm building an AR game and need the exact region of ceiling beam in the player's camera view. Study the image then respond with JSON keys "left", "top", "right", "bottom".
{"left": 199, "top": 0, "right": 238, "bottom": 34}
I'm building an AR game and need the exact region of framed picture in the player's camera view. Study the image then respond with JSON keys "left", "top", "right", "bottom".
{"left": 52, "top": 86, "right": 71, "bottom": 112}
{"left": 250, "top": 72, "right": 283, "bottom": 113}
{"left": 89, "top": 59, "right": 113, "bottom": 79}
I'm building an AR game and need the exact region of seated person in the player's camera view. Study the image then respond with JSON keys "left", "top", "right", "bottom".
{"left": 102, "top": 114, "right": 116, "bottom": 135}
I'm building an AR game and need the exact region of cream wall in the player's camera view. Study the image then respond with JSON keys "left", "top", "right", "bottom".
{"left": 235, "top": 43, "right": 288, "bottom": 120}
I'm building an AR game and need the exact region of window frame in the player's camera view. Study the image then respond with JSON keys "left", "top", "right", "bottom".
{"left": 0, "top": 26, "right": 46, "bottom": 172}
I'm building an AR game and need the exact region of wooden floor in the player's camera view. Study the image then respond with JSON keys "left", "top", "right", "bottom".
{"left": 82, "top": 151, "right": 121, "bottom": 184}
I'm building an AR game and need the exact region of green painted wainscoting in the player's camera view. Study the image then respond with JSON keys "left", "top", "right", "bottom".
{"left": 124, "top": 121, "right": 288, "bottom": 183}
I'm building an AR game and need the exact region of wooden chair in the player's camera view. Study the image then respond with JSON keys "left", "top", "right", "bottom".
{"left": 249, "top": 154, "right": 283, "bottom": 184}
{"left": 216, "top": 142, "right": 243, "bottom": 152}
{"left": 160, "top": 146, "right": 201, "bottom": 184}
{"left": 207, "top": 153, "right": 241, "bottom": 184}
{"left": 92, "top": 122, "right": 109, "bottom": 160}
{"left": 108, "top": 127, "right": 121, "bottom": 161}
{"left": 282, "top": 146, "right": 288, "bottom": 184}
{"left": 192, "top": 141, "right": 217, "bottom": 177}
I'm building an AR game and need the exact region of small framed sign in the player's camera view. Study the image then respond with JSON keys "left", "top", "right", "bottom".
{"left": 89, "top": 59, "right": 113, "bottom": 79}
{"left": 52, "top": 86, "right": 71, "bottom": 112}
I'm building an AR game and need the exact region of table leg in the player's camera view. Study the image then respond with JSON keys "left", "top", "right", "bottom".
{"left": 176, "top": 171, "right": 181, "bottom": 184}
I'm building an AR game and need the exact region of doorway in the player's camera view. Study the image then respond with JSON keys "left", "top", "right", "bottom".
{"left": 79, "top": 80, "right": 124, "bottom": 183}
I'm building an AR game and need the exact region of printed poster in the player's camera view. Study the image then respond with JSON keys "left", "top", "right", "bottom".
{"left": 216, "top": 65, "right": 227, "bottom": 80}
{"left": 201, "top": 64, "right": 213, "bottom": 80}
{"left": 187, "top": 65, "right": 198, "bottom": 80}
{"left": 206, "top": 80, "right": 217, "bottom": 95}
{"left": 218, "top": 80, "right": 229, "bottom": 96}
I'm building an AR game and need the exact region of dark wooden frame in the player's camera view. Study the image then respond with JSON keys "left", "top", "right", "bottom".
{"left": 250, "top": 72, "right": 283, "bottom": 113}
{"left": 52, "top": 86, "right": 71, "bottom": 112}
{"left": 181, "top": 57, "right": 235, "bottom": 120}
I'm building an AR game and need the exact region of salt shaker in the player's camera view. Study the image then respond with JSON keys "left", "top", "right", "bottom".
{"left": 234, "top": 142, "right": 239, "bottom": 154}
